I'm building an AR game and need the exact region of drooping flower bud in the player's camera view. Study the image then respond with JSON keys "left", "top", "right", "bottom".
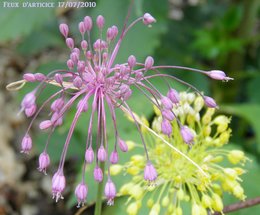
{"left": 21, "top": 91, "right": 36, "bottom": 109}
{"left": 118, "top": 138, "right": 128, "bottom": 152}
{"left": 204, "top": 96, "right": 218, "bottom": 109}
{"left": 161, "top": 119, "right": 172, "bottom": 136}
{"left": 38, "top": 151, "right": 50, "bottom": 174}
{"left": 143, "top": 13, "right": 156, "bottom": 25}
{"left": 23, "top": 73, "right": 36, "bottom": 82}
{"left": 207, "top": 70, "right": 233, "bottom": 81}
{"left": 59, "top": 23, "right": 69, "bottom": 38}
{"left": 180, "top": 125, "right": 194, "bottom": 144}
{"left": 162, "top": 109, "right": 175, "bottom": 121}
{"left": 94, "top": 166, "right": 103, "bottom": 182}
{"left": 54, "top": 73, "right": 63, "bottom": 85}
{"left": 51, "top": 112, "right": 63, "bottom": 127}
{"left": 52, "top": 171, "right": 66, "bottom": 202}
{"left": 39, "top": 120, "right": 52, "bottom": 130}
{"left": 167, "top": 88, "right": 180, "bottom": 104}
{"left": 73, "top": 76, "right": 83, "bottom": 88}
{"left": 21, "top": 134, "right": 32, "bottom": 154}
{"left": 25, "top": 104, "right": 37, "bottom": 117}
{"left": 145, "top": 56, "right": 154, "bottom": 70}
{"left": 35, "top": 73, "right": 46, "bottom": 81}
{"left": 161, "top": 96, "right": 173, "bottom": 110}
{"left": 97, "top": 145, "right": 107, "bottom": 162}
{"left": 51, "top": 98, "right": 64, "bottom": 112}
{"left": 144, "top": 162, "right": 157, "bottom": 182}
{"left": 85, "top": 147, "right": 94, "bottom": 163}
{"left": 75, "top": 183, "right": 88, "bottom": 208}
{"left": 110, "top": 150, "right": 119, "bottom": 164}
{"left": 104, "top": 179, "right": 116, "bottom": 205}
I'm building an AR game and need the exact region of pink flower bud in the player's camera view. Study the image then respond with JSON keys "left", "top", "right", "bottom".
{"left": 54, "top": 73, "right": 63, "bottom": 85}
{"left": 97, "top": 145, "right": 107, "bottom": 162}
{"left": 162, "top": 109, "right": 175, "bottom": 121}
{"left": 70, "top": 52, "right": 79, "bottom": 64}
{"left": 51, "top": 112, "right": 63, "bottom": 127}
{"left": 25, "top": 104, "right": 37, "bottom": 117}
{"left": 204, "top": 96, "right": 218, "bottom": 108}
{"left": 118, "top": 138, "right": 128, "bottom": 152}
{"left": 52, "top": 171, "right": 66, "bottom": 202}
{"left": 23, "top": 73, "right": 36, "bottom": 82}
{"left": 77, "top": 98, "right": 88, "bottom": 112}
{"left": 144, "top": 162, "right": 157, "bottom": 182}
{"left": 59, "top": 23, "right": 69, "bottom": 38}
{"left": 94, "top": 166, "right": 103, "bottom": 182}
{"left": 79, "top": 21, "right": 86, "bottom": 35}
{"left": 111, "top": 25, "right": 118, "bottom": 38}
{"left": 81, "top": 40, "right": 88, "bottom": 50}
{"left": 143, "top": 13, "right": 156, "bottom": 25}
{"left": 86, "top": 51, "right": 92, "bottom": 60}
{"left": 51, "top": 98, "right": 64, "bottom": 112}
{"left": 167, "top": 88, "right": 180, "bottom": 104}
{"left": 75, "top": 183, "right": 88, "bottom": 208}
{"left": 21, "top": 134, "right": 32, "bottom": 154}
{"left": 207, "top": 70, "right": 233, "bottom": 81}
{"left": 77, "top": 61, "right": 85, "bottom": 73}
{"left": 145, "top": 56, "right": 154, "bottom": 70}
{"left": 38, "top": 152, "right": 50, "bottom": 174}
{"left": 73, "top": 47, "right": 80, "bottom": 56}
{"left": 21, "top": 91, "right": 36, "bottom": 109}
{"left": 110, "top": 150, "right": 119, "bottom": 164}
{"left": 161, "top": 96, "right": 173, "bottom": 110}
{"left": 128, "top": 55, "right": 136, "bottom": 68}
{"left": 96, "top": 15, "right": 105, "bottom": 29}
{"left": 67, "top": 59, "right": 74, "bottom": 70}
{"left": 161, "top": 119, "right": 172, "bottom": 136}
{"left": 39, "top": 120, "right": 52, "bottom": 130}
{"left": 35, "top": 73, "right": 46, "bottom": 81}
{"left": 181, "top": 125, "right": 194, "bottom": 145}
{"left": 85, "top": 147, "right": 94, "bottom": 163}
{"left": 104, "top": 179, "right": 116, "bottom": 206}
{"left": 73, "top": 76, "right": 83, "bottom": 88}
{"left": 66, "top": 37, "right": 74, "bottom": 49}
{"left": 84, "top": 16, "right": 93, "bottom": 31}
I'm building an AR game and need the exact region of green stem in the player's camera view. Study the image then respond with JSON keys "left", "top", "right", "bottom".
{"left": 94, "top": 162, "right": 105, "bottom": 215}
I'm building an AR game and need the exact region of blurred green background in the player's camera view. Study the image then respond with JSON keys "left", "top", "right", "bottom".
{"left": 0, "top": 0, "right": 260, "bottom": 214}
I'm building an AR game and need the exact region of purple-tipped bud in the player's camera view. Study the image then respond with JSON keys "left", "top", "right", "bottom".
{"left": 23, "top": 73, "right": 36, "bottom": 82}
{"left": 51, "top": 98, "right": 64, "bottom": 112}
{"left": 161, "top": 96, "right": 173, "bottom": 110}
{"left": 97, "top": 145, "right": 107, "bottom": 162}
{"left": 79, "top": 21, "right": 86, "bottom": 35}
{"left": 52, "top": 171, "right": 66, "bottom": 202}
{"left": 143, "top": 13, "right": 156, "bottom": 25}
{"left": 25, "top": 104, "right": 37, "bottom": 117}
{"left": 70, "top": 52, "right": 79, "bottom": 64}
{"left": 51, "top": 112, "right": 63, "bottom": 127}
{"left": 85, "top": 147, "right": 94, "bottom": 163}
{"left": 21, "top": 134, "right": 32, "bottom": 154}
{"left": 204, "top": 96, "right": 218, "bottom": 108}
{"left": 84, "top": 16, "right": 93, "bottom": 31}
{"left": 118, "top": 138, "right": 128, "bottom": 152}
{"left": 161, "top": 119, "right": 172, "bottom": 136}
{"left": 145, "top": 56, "right": 154, "bottom": 70}
{"left": 21, "top": 91, "right": 36, "bottom": 109}
{"left": 104, "top": 179, "right": 116, "bottom": 206}
{"left": 77, "top": 98, "right": 88, "bottom": 112}
{"left": 181, "top": 125, "right": 194, "bottom": 145}
{"left": 54, "top": 73, "right": 63, "bottom": 85}
{"left": 38, "top": 152, "right": 50, "bottom": 174}
{"left": 35, "top": 73, "right": 46, "bottom": 81}
{"left": 207, "top": 70, "right": 233, "bottom": 81}
{"left": 59, "top": 23, "right": 69, "bottom": 38}
{"left": 66, "top": 38, "right": 74, "bottom": 49}
{"left": 96, "top": 15, "right": 105, "bottom": 29}
{"left": 144, "top": 162, "right": 157, "bottom": 182}
{"left": 81, "top": 40, "right": 88, "bottom": 50}
{"left": 75, "top": 183, "right": 88, "bottom": 208}
{"left": 73, "top": 48, "right": 80, "bottom": 56}
{"left": 73, "top": 76, "right": 83, "bottom": 88}
{"left": 128, "top": 55, "right": 136, "bottom": 68}
{"left": 110, "top": 150, "right": 119, "bottom": 164}
{"left": 162, "top": 109, "right": 175, "bottom": 121}
{"left": 39, "top": 120, "right": 52, "bottom": 130}
{"left": 67, "top": 59, "right": 74, "bottom": 70}
{"left": 167, "top": 88, "right": 180, "bottom": 104}
{"left": 94, "top": 166, "right": 103, "bottom": 182}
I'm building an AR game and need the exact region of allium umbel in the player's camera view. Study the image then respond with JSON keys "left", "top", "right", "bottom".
{"left": 8, "top": 10, "right": 233, "bottom": 207}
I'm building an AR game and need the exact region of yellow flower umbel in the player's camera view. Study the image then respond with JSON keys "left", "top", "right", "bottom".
{"left": 113, "top": 92, "right": 248, "bottom": 215}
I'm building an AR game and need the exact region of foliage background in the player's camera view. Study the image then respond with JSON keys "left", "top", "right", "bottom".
{"left": 0, "top": 0, "right": 259, "bottom": 214}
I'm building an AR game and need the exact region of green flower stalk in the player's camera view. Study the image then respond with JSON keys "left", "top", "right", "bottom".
{"left": 111, "top": 92, "right": 248, "bottom": 215}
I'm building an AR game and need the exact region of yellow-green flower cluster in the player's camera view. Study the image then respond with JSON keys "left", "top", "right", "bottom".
{"left": 111, "top": 92, "right": 248, "bottom": 215}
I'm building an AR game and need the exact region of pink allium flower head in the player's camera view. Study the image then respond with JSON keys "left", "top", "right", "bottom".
{"left": 75, "top": 182, "right": 88, "bottom": 208}
{"left": 144, "top": 162, "right": 157, "bottom": 182}
{"left": 207, "top": 70, "right": 233, "bottom": 81}
{"left": 167, "top": 88, "right": 180, "bottom": 104}
{"left": 181, "top": 125, "right": 194, "bottom": 145}
{"left": 21, "top": 91, "right": 36, "bottom": 109}
{"left": 25, "top": 104, "right": 37, "bottom": 117}
{"left": 204, "top": 96, "right": 218, "bottom": 109}
{"left": 21, "top": 134, "right": 32, "bottom": 154}
{"left": 84, "top": 16, "right": 93, "bottom": 31}
{"left": 104, "top": 179, "right": 116, "bottom": 206}
{"left": 128, "top": 55, "right": 136, "bottom": 68}
{"left": 110, "top": 150, "right": 119, "bottom": 164}
{"left": 145, "top": 56, "right": 154, "bottom": 70}
{"left": 96, "top": 15, "right": 105, "bottom": 29}
{"left": 39, "top": 120, "right": 52, "bottom": 130}
{"left": 162, "top": 109, "right": 175, "bottom": 121}
{"left": 38, "top": 151, "right": 50, "bottom": 175}
{"left": 97, "top": 145, "right": 107, "bottom": 162}
{"left": 85, "top": 147, "right": 94, "bottom": 163}
{"left": 94, "top": 166, "right": 103, "bottom": 182}
{"left": 143, "top": 13, "right": 156, "bottom": 25}
{"left": 79, "top": 21, "right": 86, "bottom": 35}
{"left": 23, "top": 73, "right": 36, "bottom": 82}
{"left": 161, "top": 119, "right": 172, "bottom": 136}
{"left": 66, "top": 37, "right": 74, "bottom": 49}
{"left": 118, "top": 138, "right": 128, "bottom": 152}
{"left": 161, "top": 96, "right": 173, "bottom": 110}
{"left": 59, "top": 23, "right": 69, "bottom": 38}
{"left": 35, "top": 73, "right": 46, "bottom": 82}
{"left": 52, "top": 171, "right": 66, "bottom": 202}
